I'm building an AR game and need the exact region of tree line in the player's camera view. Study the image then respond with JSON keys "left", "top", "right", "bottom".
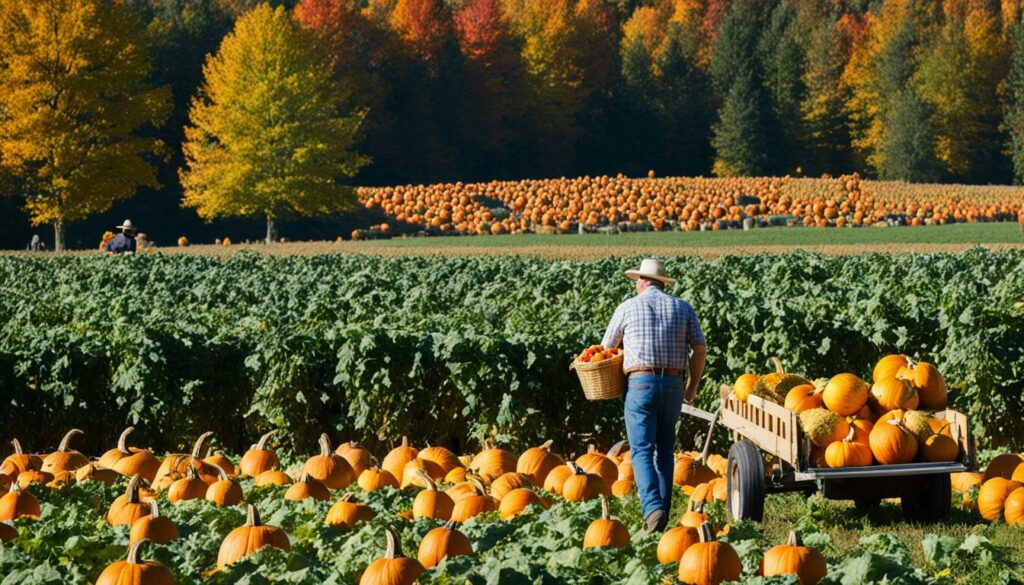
{"left": 3, "top": 0, "right": 1024, "bottom": 249}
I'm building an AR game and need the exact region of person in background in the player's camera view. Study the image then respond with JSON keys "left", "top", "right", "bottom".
{"left": 601, "top": 258, "right": 707, "bottom": 533}
{"left": 27, "top": 234, "right": 40, "bottom": 252}
{"left": 105, "top": 220, "right": 138, "bottom": 255}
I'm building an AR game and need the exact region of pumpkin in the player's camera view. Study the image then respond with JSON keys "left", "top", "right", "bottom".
{"left": 1, "top": 439, "right": 41, "bottom": 479}
{"left": 326, "top": 493, "right": 377, "bottom": 528}
{"left": 48, "top": 470, "right": 76, "bottom": 489}
{"left": 680, "top": 501, "right": 709, "bottom": 528}
{"left": 498, "top": 487, "right": 547, "bottom": 519}
{"left": 381, "top": 436, "right": 418, "bottom": 482}
{"left": 130, "top": 500, "right": 179, "bottom": 545}
{"left": 217, "top": 504, "right": 290, "bottom": 569}
{"left": 897, "top": 360, "right": 947, "bottom": 410}
{"left": 709, "top": 478, "right": 728, "bottom": 502}
{"left": 239, "top": 431, "right": 280, "bottom": 478}
{"left": 978, "top": 478, "right": 1023, "bottom": 521}
{"left": 873, "top": 354, "right": 912, "bottom": 382}
{"left": 951, "top": 471, "right": 984, "bottom": 493}
{"left": 869, "top": 420, "right": 918, "bottom": 465}
{"left": 575, "top": 444, "right": 618, "bottom": 487}
{"left": 359, "top": 526, "right": 424, "bottom": 585}
{"left": 446, "top": 478, "right": 482, "bottom": 503}
{"left": 516, "top": 439, "right": 564, "bottom": 487}
{"left": 921, "top": 423, "right": 959, "bottom": 462}
{"left": 0, "top": 482, "right": 41, "bottom": 520}
{"left": 336, "top": 441, "right": 374, "bottom": 476}
{"left": 113, "top": 446, "right": 162, "bottom": 485}
{"left": 542, "top": 465, "right": 573, "bottom": 495}
{"left": 612, "top": 478, "right": 635, "bottom": 497}
{"left": 761, "top": 531, "right": 827, "bottom": 584}
{"left": 358, "top": 459, "right": 399, "bottom": 491}
{"left": 751, "top": 357, "right": 810, "bottom": 404}
{"left": 617, "top": 458, "right": 634, "bottom": 481}
{"left": 784, "top": 383, "right": 824, "bottom": 413}
{"left": 304, "top": 434, "right": 354, "bottom": 490}
{"left": 1003, "top": 488, "right": 1024, "bottom": 526}
{"left": 15, "top": 469, "right": 52, "bottom": 489}
{"left": 583, "top": 494, "right": 629, "bottom": 549}
{"left": 98, "top": 427, "right": 142, "bottom": 470}
{"left": 450, "top": 477, "right": 497, "bottom": 522}
{"left": 673, "top": 455, "right": 718, "bottom": 487}
{"left": 153, "top": 432, "right": 217, "bottom": 485}
{"left": 75, "top": 463, "right": 119, "bottom": 486}
{"left": 285, "top": 471, "right": 331, "bottom": 501}
{"left": 469, "top": 444, "right": 517, "bottom": 484}
{"left": 417, "top": 446, "right": 461, "bottom": 479}
{"left": 411, "top": 470, "right": 454, "bottom": 520}
{"left": 96, "top": 539, "right": 176, "bottom": 585}
{"left": 417, "top": 520, "right": 473, "bottom": 569}
{"left": 254, "top": 469, "right": 292, "bottom": 486}
{"left": 678, "top": 522, "right": 742, "bottom": 585}
{"left": 657, "top": 525, "right": 700, "bottom": 564}
{"left": 40, "top": 429, "right": 88, "bottom": 474}
{"left": 108, "top": 475, "right": 151, "bottom": 526}
{"left": 983, "top": 453, "right": 1024, "bottom": 482}
{"left": 444, "top": 467, "right": 467, "bottom": 484}
{"left": 824, "top": 426, "right": 873, "bottom": 468}
{"left": 489, "top": 472, "right": 531, "bottom": 501}
{"left": 822, "top": 374, "right": 869, "bottom": 416}
{"left": 562, "top": 462, "right": 609, "bottom": 502}
{"left": 168, "top": 465, "right": 209, "bottom": 503}
{"left": 733, "top": 373, "right": 760, "bottom": 402}
{"left": 205, "top": 465, "right": 243, "bottom": 506}
{"left": 203, "top": 449, "right": 236, "bottom": 477}
{"left": 869, "top": 377, "right": 919, "bottom": 413}
{"left": 0, "top": 520, "right": 16, "bottom": 543}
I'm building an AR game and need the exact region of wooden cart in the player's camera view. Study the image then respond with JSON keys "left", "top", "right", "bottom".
{"left": 709, "top": 385, "right": 977, "bottom": 523}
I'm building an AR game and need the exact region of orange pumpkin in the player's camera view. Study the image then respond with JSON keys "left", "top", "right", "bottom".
{"left": 870, "top": 377, "right": 919, "bottom": 413}
{"left": 873, "top": 354, "right": 912, "bottom": 383}
{"left": 412, "top": 470, "right": 455, "bottom": 520}
{"left": 205, "top": 465, "right": 243, "bottom": 506}
{"left": 869, "top": 420, "right": 918, "bottom": 465}
{"left": 983, "top": 453, "right": 1024, "bottom": 482}
{"left": 96, "top": 540, "right": 175, "bottom": 585}
{"left": 75, "top": 463, "right": 119, "bottom": 486}
{"left": 168, "top": 465, "right": 208, "bottom": 503}
{"left": 381, "top": 437, "right": 418, "bottom": 482}
{"left": 978, "top": 478, "right": 1023, "bottom": 521}
{"left": 562, "top": 463, "right": 609, "bottom": 502}
{"left": 217, "top": 505, "right": 290, "bottom": 569}
{"left": 153, "top": 432, "right": 218, "bottom": 485}
{"left": 40, "top": 429, "right": 88, "bottom": 474}
{"left": 1, "top": 439, "right": 41, "bottom": 479}
{"left": 921, "top": 423, "right": 959, "bottom": 462}
{"left": 1003, "top": 488, "right": 1024, "bottom": 526}
{"left": 784, "top": 383, "right": 824, "bottom": 413}
{"left": 824, "top": 426, "right": 873, "bottom": 468}
{"left": 822, "top": 374, "right": 869, "bottom": 416}
{"left": 516, "top": 439, "right": 564, "bottom": 487}
{"left": 0, "top": 482, "right": 41, "bottom": 521}
{"left": 130, "top": 500, "right": 179, "bottom": 545}
{"left": 677, "top": 522, "right": 742, "bottom": 585}
{"left": 358, "top": 460, "right": 399, "bottom": 492}
{"left": 417, "top": 520, "right": 473, "bottom": 569}
{"left": 583, "top": 495, "right": 629, "bottom": 549}
{"left": 733, "top": 373, "right": 760, "bottom": 402}
{"left": 284, "top": 472, "right": 331, "bottom": 501}
{"left": 450, "top": 477, "right": 497, "bottom": 522}
{"left": 417, "top": 446, "right": 461, "bottom": 479}
{"left": 489, "top": 472, "right": 532, "bottom": 501}
{"left": 575, "top": 444, "right": 618, "bottom": 487}
{"left": 97, "top": 426, "right": 142, "bottom": 470}
{"left": 542, "top": 465, "right": 573, "bottom": 495}
{"left": 657, "top": 525, "right": 700, "bottom": 564}
{"left": 326, "top": 493, "right": 377, "bottom": 528}
{"left": 107, "top": 475, "right": 151, "bottom": 526}
{"left": 336, "top": 441, "right": 374, "bottom": 477}
{"left": 359, "top": 526, "right": 424, "bottom": 585}
{"left": 254, "top": 469, "right": 292, "bottom": 487}
{"left": 303, "top": 434, "right": 354, "bottom": 490}
{"left": 239, "top": 430, "right": 280, "bottom": 478}
{"left": 498, "top": 487, "right": 548, "bottom": 519}
{"left": 761, "top": 531, "right": 827, "bottom": 584}
{"left": 896, "top": 360, "right": 947, "bottom": 410}
{"left": 470, "top": 444, "right": 517, "bottom": 484}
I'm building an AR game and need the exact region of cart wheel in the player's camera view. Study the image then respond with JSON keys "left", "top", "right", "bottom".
{"left": 901, "top": 474, "right": 951, "bottom": 523}
{"left": 726, "top": 440, "right": 766, "bottom": 522}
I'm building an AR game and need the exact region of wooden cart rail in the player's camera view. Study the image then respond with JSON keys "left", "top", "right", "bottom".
{"left": 718, "top": 385, "right": 977, "bottom": 473}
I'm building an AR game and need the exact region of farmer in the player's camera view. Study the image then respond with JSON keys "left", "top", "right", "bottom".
{"left": 105, "top": 220, "right": 138, "bottom": 255}
{"left": 601, "top": 258, "right": 706, "bottom": 533}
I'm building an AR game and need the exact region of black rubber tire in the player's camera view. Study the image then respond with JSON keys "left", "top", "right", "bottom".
{"left": 726, "top": 440, "right": 766, "bottom": 522}
{"left": 901, "top": 474, "right": 952, "bottom": 523}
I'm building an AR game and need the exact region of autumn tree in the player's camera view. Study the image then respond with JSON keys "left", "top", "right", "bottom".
{"left": 181, "top": 3, "right": 369, "bottom": 243}
{"left": 0, "top": 0, "right": 171, "bottom": 251}
{"left": 1005, "top": 21, "right": 1024, "bottom": 183}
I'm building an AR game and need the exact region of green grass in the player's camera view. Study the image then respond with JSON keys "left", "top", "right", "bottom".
{"left": 354, "top": 222, "right": 1023, "bottom": 249}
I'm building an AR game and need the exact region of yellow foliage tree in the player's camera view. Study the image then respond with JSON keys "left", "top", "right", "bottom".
{"left": 181, "top": 3, "right": 369, "bottom": 244}
{"left": 0, "top": 0, "right": 171, "bottom": 251}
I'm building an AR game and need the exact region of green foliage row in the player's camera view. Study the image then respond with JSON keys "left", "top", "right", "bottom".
{"left": 0, "top": 478, "right": 1018, "bottom": 584}
{"left": 1, "top": 249, "right": 1022, "bottom": 455}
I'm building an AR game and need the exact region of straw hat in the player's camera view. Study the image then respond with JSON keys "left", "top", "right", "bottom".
{"left": 625, "top": 258, "right": 676, "bottom": 286}
{"left": 116, "top": 219, "right": 136, "bottom": 232}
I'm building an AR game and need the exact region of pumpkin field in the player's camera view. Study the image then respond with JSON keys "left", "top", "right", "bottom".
{"left": 1, "top": 249, "right": 1024, "bottom": 583}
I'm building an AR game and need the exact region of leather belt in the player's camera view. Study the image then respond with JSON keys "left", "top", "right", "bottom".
{"left": 627, "top": 367, "right": 682, "bottom": 377}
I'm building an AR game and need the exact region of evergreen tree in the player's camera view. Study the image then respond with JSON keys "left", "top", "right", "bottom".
{"left": 879, "top": 88, "right": 938, "bottom": 182}
{"left": 1006, "top": 22, "right": 1024, "bottom": 184}
{"left": 758, "top": 0, "right": 806, "bottom": 174}
{"left": 711, "top": 68, "right": 770, "bottom": 176}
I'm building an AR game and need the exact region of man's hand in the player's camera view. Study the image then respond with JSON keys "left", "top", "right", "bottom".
{"left": 684, "top": 382, "right": 698, "bottom": 405}
{"left": 685, "top": 345, "right": 707, "bottom": 405}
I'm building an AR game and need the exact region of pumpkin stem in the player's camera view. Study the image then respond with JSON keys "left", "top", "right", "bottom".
{"left": 117, "top": 427, "right": 135, "bottom": 455}
{"left": 340, "top": 492, "right": 356, "bottom": 503}
{"left": 567, "top": 462, "right": 584, "bottom": 475}
{"left": 384, "top": 525, "right": 405, "bottom": 559}
{"left": 842, "top": 425, "right": 857, "bottom": 443}
{"left": 126, "top": 538, "right": 151, "bottom": 564}
{"left": 190, "top": 431, "right": 214, "bottom": 459}
{"left": 9, "top": 482, "right": 20, "bottom": 494}
{"left": 935, "top": 422, "right": 952, "bottom": 436}
{"left": 149, "top": 499, "right": 161, "bottom": 519}
{"left": 587, "top": 443, "right": 597, "bottom": 454}
{"left": 787, "top": 531, "right": 803, "bottom": 547}
{"left": 370, "top": 456, "right": 381, "bottom": 468}
{"left": 413, "top": 469, "right": 437, "bottom": 491}
{"left": 318, "top": 434, "right": 332, "bottom": 458}
{"left": 443, "top": 520, "right": 461, "bottom": 531}
{"left": 400, "top": 436, "right": 409, "bottom": 448}
{"left": 186, "top": 464, "right": 200, "bottom": 481}
{"left": 255, "top": 430, "right": 277, "bottom": 451}
{"left": 245, "top": 504, "right": 262, "bottom": 527}
{"left": 10, "top": 439, "right": 23, "bottom": 456}
{"left": 770, "top": 356, "right": 784, "bottom": 374}
{"left": 57, "top": 429, "right": 83, "bottom": 452}
{"left": 606, "top": 440, "right": 628, "bottom": 458}
{"left": 697, "top": 521, "right": 715, "bottom": 543}
{"left": 599, "top": 494, "right": 611, "bottom": 520}
{"left": 126, "top": 475, "right": 142, "bottom": 504}
{"left": 468, "top": 476, "right": 487, "bottom": 496}
{"left": 213, "top": 464, "right": 229, "bottom": 482}
{"left": 538, "top": 439, "right": 554, "bottom": 452}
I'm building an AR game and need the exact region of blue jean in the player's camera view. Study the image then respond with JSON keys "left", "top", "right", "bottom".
{"left": 624, "top": 373, "right": 684, "bottom": 518}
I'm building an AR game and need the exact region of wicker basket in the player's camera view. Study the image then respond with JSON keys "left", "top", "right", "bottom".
{"left": 571, "top": 353, "right": 626, "bottom": 400}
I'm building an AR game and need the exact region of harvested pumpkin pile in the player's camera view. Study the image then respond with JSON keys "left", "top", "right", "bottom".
{"left": 733, "top": 355, "right": 960, "bottom": 468}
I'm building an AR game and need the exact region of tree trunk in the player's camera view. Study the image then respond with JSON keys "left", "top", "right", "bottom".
{"left": 265, "top": 216, "right": 276, "bottom": 245}
{"left": 54, "top": 222, "right": 65, "bottom": 253}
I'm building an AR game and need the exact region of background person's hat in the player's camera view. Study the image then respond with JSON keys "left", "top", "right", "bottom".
{"left": 116, "top": 219, "right": 136, "bottom": 231}
{"left": 625, "top": 258, "right": 676, "bottom": 285}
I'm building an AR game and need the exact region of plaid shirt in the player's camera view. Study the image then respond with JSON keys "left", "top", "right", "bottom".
{"left": 601, "top": 286, "right": 705, "bottom": 373}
